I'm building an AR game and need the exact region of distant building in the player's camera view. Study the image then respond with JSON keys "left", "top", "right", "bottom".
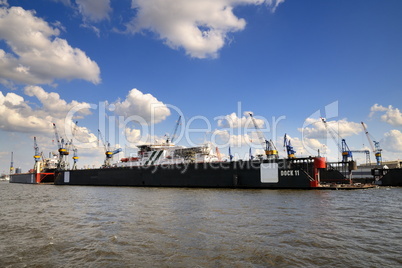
{"left": 350, "top": 160, "right": 401, "bottom": 180}
{"left": 359, "top": 160, "right": 401, "bottom": 169}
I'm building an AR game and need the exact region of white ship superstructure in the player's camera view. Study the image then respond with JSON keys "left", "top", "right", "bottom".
{"left": 115, "top": 143, "right": 219, "bottom": 167}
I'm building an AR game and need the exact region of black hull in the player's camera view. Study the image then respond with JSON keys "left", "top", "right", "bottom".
{"left": 55, "top": 159, "right": 321, "bottom": 189}
{"left": 377, "top": 168, "right": 402, "bottom": 186}
{"left": 9, "top": 173, "right": 37, "bottom": 184}
{"left": 9, "top": 170, "right": 56, "bottom": 184}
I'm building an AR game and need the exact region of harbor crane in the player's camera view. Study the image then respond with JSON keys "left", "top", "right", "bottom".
{"left": 283, "top": 134, "right": 296, "bottom": 158}
{"left": 249, "top": 113, "right": 278, "bottom": 159}
{"left": 361, "top": 122, "right": 382, "bottom": 165}
{"left": 249, "top": 147, "right": 254, "bottom": 160}
{"left": 166, "top": 116, "right": 181, "bottom": 144}
{"left": 33, "top": 137, "right": 42, "bottom": 171}
{"left": 72, "top": 148, "right": 78, "bottom": 170}
{"left": 9, "top": 152, "right": 14, "bottom": 174}
{"left": 321, "top": 118, "right": 353, "bottom": 162}
{"left": 71, "top": 121, "right": 79, "bottom": 170}
{"left": 98, "top": 129, "right": 122, "bottom": 167}
{"left": 53, "top": 123, "right": 69, "bottom": 170}
{"left": 229, "top": 147, "right": 234, "bottom": 161}
{"left": 321, "top": 119, "right": 370, "bottom": 165}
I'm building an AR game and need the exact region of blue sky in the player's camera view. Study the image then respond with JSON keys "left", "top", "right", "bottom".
{"left": 1, "top": 0, "right": 402, "bottom": 173}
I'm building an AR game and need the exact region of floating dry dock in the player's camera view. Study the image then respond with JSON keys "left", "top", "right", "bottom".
{"left": 10, "top": 141, "right": 378, "bottom": 190}
{"left": 48, "top": 157, "right": 374, "bottom": 190}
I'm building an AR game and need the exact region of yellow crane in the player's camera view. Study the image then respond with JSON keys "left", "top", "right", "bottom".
{"left": 249, "top": 113, "right": 278, "bottom": 159}
{"left": 53, "top": 123, "right": 69, "bottom": 170}
{"left": 98, "top": 129, "right": 122, "bottom": 167}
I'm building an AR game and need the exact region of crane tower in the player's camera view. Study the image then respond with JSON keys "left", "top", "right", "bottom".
{"left": 98, "top": 129, "right": 122, "bottom": 167}
{"left": 53, "top": 123, "right": 70, "bottom": 170}
{"left": 361, "top": 122, "right": 382, "bottom": 165}
{"left": 249, "top": 113, "right": 278, "bottom": 159}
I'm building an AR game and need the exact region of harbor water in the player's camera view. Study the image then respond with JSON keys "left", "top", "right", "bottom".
{"left": 1, "top": 182, "right": 401, "bottom": 267}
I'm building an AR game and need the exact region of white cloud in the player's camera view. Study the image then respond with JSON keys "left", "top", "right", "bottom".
{"left": 217, "top": 111, "right": 264, "bottom": 128}
{"left": 76, "top": 0, "right": 112, "bottom": 22}
{"left": 71, "top": 125, "right": 98, "bottom": 146}
{"left": 270, "top": 0, "right": 285, "bottom": 12}
{"left": 381, "top": 130, "right": 402, "bottom": 153}
{"left": 0, "top": 87, "right": 102, "bottom": 171}
{"left": 286, "top": 135, "right": 329, "bottom": 157}
{"left": 0, "top": 6, "right": 101, "bottom": 85}
{"left": 24, "top": 85, "right": 92, "bottom": 118}
{"left": 370, "top": 104, "right": 402, "bottom": 126}
{"left": 299, "top": 118, "right": 362, "bottom": 140}
{"left": 370, "top": 103, "right": 388, "bottom": 114}
{"left": 126, "top": 0, "right": 285, "bottom": 58}
{"left": 212, "top": 129, "right": 270, "bottom": 148}
{"left": 112, "top": 88, "right": 171, "bottom": 124}
{"left": 0, "top": 91, "right": 50, "bottom": 133}
{"left": 122, "top": 126, "right": 167, "bottom": 146}
{"left": 0, "top": 87, "right": 92, "bottom": 136}
{"left": 124, "top": 127, "right": 142, "bottom": 143}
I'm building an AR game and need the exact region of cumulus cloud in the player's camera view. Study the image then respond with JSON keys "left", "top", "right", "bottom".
{"left": 217, "top": 111, "right": 264, "bottom": 128}
{"left": 212, "top": 129, "right": 252, "bottom": 147}
{"left": 212, "top": 128, "right": 274, "bottom": 149}
{"left": 122, "top": 126, "right": 167, "bottom": 146}
{"left": 299, "top": 118, "right": 362, "bottom": 140}
{"left": 0, "top": 6, "right": 101, "bottom": 85}
{"left": 381, "top": 130, "right": 402, "bottom": 153}
{"left": 0, "top": 91, "right": 50, "bottom": 133}
{"left": 285, "top": 135, "right": 329, "bottom": 157}
{"left": 71, "top": 124, "right": 98, "bottom": 146}
{"left": 24, "top": 86, "right": 92, "bottom": 118}
{"left": 124, "top": 127, "right": 142, "bottom": 143}
{"left": 112, "top": 88, "right": 171, "bottom": 124}
{"left": 0, "top": 87, "right": 92, "bottom": 135}
{"left": 370, "top": 104, "right": 402, "bottom": 126}
{"left": 126, "top": 0, "right": 285, "bottom": 58}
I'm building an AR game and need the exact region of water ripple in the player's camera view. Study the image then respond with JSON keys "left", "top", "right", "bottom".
{"left": 1, "top": 182, "right": 402, "bottom": 267}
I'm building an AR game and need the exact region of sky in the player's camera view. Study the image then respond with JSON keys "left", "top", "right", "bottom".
{"left": 1, "top": 0, "right": 402, "bottom": 173}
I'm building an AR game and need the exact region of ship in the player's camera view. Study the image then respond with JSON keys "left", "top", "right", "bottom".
{"left": 51, "top": 142, "right": 372, "bottom": 189}
{"left": 8, "top": 141, "right": 373, "bottom": 189}
{"left": 371, "top": 166, "right": 402, "bottom": 186}
{"left": 9, "top": 155, "right": 57, "bottom": 184}
{"left": 8, "top": 122, "right": 374, "bottom": 189}
{"left": 9, "top": 136, "right": 58, "bottom": 184}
